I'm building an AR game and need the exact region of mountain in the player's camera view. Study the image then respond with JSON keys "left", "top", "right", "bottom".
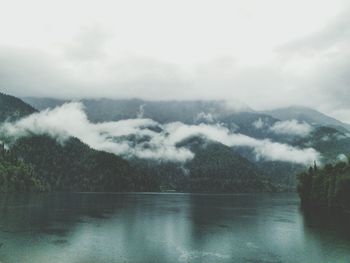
{"left": 0, "top": 93, "right": 157, "bottom": 192}
{"left": 130, "top": 139, "right": 272, "bottom": 193}
{"left": 22, "top": 97, "right": 65, "bottom": 111}
{"left": 23, "top": 97, "right": 253, "bottom": 124}
{"left": 2, "top": 93, "right": 274, "bottom": 193}
{"left": 17, "top": 95, "right": 350, "bottom": 191}
{"left": 0, "top": 92, "right": 36, "bottom": 122}
{"left": 10, "top": 136, "right": 149, "bottom": 192}
{"left": 185, "top": 141, "right": 271, "bottom": 192}
{"left": 23, "top": 98, "right": 350, "bottom": 134}
{"left": 294, "top": 126, "right": 350, "bottom": 161}
{"left": 0, "top": 143, "right": 48, "bottom": 192}
{"left": 264, "top": 106, "right": 350, "bottom": 132}
{"left": 22, "top": 96, "right": 350, "bottom": 189}
{"left": 23, "top": 97, "right": 289, "bottom": 142}
{"left": 218, "top": 112, "right": 281, "bottom": 139}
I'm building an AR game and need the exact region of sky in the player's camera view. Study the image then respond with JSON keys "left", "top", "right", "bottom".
{"left": 1, "top": 0, "right": 350, "bottom": 122}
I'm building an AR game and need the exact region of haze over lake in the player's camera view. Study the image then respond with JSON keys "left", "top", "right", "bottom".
{"left": 0, "top": 193, "right": 350, "bottom": 263}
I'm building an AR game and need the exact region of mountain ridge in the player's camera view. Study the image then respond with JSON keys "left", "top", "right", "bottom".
{"left": 21, "top": 96, "right": 350, "bottom": 186}
{"left": 263, "top": 106, "right": 350, "bottom": 132}
{"left": 23, "top": 97, "right": 350, "bottom": 132}
{"left": 1, "top": 93, "right": 274, "bottom": 193}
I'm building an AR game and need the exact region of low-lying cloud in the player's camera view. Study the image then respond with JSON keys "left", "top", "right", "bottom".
{"left": 0, "top": 103, "right": 320, "bottom": 165}
{"left": 269, "top": 120, "right": 314, "bottom": 137}
{"left": 252, "top": 118, "right": 266, "bottom": 129}
{"left": 336, "top": 154, "right": 348, "bottom": 164}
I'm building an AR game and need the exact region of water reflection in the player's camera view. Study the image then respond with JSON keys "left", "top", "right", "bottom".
{"left": 0, "top": 193, "right": 349, "bottom": 263}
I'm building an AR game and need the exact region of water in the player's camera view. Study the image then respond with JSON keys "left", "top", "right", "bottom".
{"left": 0, "top": 193, "right": 350, "bottom": 263}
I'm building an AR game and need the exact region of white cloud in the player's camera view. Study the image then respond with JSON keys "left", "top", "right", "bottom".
{"left": 0, "top": 103, "right": 320, "bottom": 165}
{"left": 336, "top": 154, "right": 348, "bottom": 163}
{"left": 1, "top": 102, "right": 193, "bottom": 162}
{"left": 136, "top": 104, "right": 146, "bottom": 119}
{"left": 269, "top": 120, "right": 313, "bottom": 137}
{"left": 195, "top": 112, "right": 215, "bottom": 123}
{"left": 252, "top": 118, "right": 265, "bottom": 129}
{"left": 321, "top": 135, "right": 330, "bottom": 141}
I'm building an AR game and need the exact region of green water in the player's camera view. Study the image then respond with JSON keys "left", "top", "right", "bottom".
{"left": 0, "top": 193, "right": 349, "bottom": 263}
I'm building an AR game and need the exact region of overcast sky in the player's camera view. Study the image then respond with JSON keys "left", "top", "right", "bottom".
{"left": 1, "top": 0, "right": 350, "bottom": 122}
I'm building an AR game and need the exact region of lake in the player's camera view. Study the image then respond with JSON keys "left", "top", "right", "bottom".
{"left": 0, "top": 193, "right": 350, "bottom": 263}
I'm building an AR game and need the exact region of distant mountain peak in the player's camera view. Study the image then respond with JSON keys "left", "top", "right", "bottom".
{"left": 0, "top": 92, "right": 37, "bottom": 122}
{"left": 263, "top": 106, "right": 350, "bottom": 132}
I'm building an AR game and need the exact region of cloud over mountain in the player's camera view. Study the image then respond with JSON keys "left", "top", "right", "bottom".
{"left": 269, "top": 120, "right": 314, "bottom": 137}
{"left": 1, "top": 103, "right": 320, "bottom": 165}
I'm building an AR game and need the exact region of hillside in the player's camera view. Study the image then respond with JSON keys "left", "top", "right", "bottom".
{"left": 0, "top": 94, "right": 157, "bottom": 192}
{"left": 186, "top": 142, "right": 271, "bottom": 192}
{"left": 23, "top": 97, "right": 253, "bottom": 123}
{"left": 218, "top": 112, "right": 280, "bottom": 139}
{"left": 264, "top": 106, "right": 350, "bottom": 132}
{"left": 129, "top": 140, "right": 272, "bottom": 193}
{"left": 2, "top": 93, "right": 275, "bottom": 193}
{"left": 12, "top": 94, "right": 350, "bottom": 192}
{"left": 22, "top": 96, "right": 350, "bottom": 189}
{"left": 0, "top": 143, "right": 48, "bottom": 192}
{"left": 11, "top": 135, "right": 161, "bottom": 192}
{"left": 294, "top": 126, "right": 350, "bottom": 161}
{"left": 0, "top": 92, "right": 36, "bottom": 122}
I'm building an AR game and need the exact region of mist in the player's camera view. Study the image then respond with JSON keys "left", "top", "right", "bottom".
{"left": 0, "top": 102, "right": 320, "bottom": 165}
{"left": 269, "top": 120, "right": 314, "bottom": 137}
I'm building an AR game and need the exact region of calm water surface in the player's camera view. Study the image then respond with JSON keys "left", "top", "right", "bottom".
{"left": 0, "top": 193, "right": 350, "bottom": 263}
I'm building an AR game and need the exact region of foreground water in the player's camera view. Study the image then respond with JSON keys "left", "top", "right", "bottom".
{"left": 0, "top": 193, "right": 350, "bottom": 263}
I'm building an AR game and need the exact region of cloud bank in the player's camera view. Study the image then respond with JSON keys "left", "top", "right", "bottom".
{"left": 269, "top": 120, "right": 314, "bottom": 137}
{"left": 0, "top": 103, "right": 320, "bottom": 165}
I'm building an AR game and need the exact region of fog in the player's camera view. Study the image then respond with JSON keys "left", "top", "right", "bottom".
{"left": 0, "top": 103, "right": 320, "bottom": 165}
{"left": 269, "top": 120, "right": 314, "bottom": 137}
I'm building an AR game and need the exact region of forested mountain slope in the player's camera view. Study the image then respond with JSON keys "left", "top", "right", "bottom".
{"left": 0, "top": 92, "right": 36, "bottom": 122}
{"left": 0, "top": 143, "right": 48, "bottom": 192}
{"left": 264, "top": 106, "right": 350, "bottom": 132}
{"left": 22, "top": 95, "right": 350, "bottom": 190}
{"left": 2, "top": 93, "right": 274, "bottom": 193}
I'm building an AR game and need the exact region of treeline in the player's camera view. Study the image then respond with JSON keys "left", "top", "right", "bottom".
{"left": 0, "top": 92, "right": 36, "bottom": 122}
{"left": 1, "top": 135, "right": 273, "bottom": 194}
{"left": 297, "top": 160, "right": 350, "bottom": 212}
{"left": 186, "top": 143, "right": 272, "bottom": 192}
{"left": 0, "top": 143, "right": 48, "bottom": 192}
{"left": 0, "top": 92, "right": 274, "bottom": 193}
{"left": 9, "top": 135, "right": 159, "bottom": 192}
